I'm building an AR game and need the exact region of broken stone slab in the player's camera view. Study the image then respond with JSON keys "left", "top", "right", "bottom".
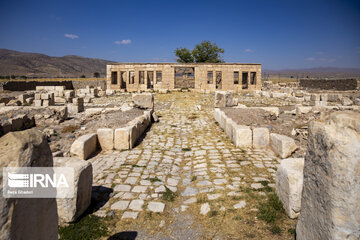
{"left": 233, "top": 124, "right": 252, "bottom": 148}
{"left": 54, "top": 157, "right": 93, "bottom": 223}
{"left": 296, "top": 111, "right": 360, "bottom": 240}
{"left": 132, "top": 93, "right": 154, "bottom": 110}
{"left": 276, "top": 158, "right": 304, "bottom": 219}
{"left": 270, "top": 133, "right": 297, "bottom": 159}
{"left": 70, "top": 133, "right": 98, "bottom": 160}
{"left": 0, "top": 129, "right": 58, "bottom": 239}
{"left": 97, "top": 128, "right": 114, "bottom": 151}
{"left": 252, "top": 127, "right": 269, "bottom": 148}
{"left": 214, "top": 91, "right": 237, "bottom": 108}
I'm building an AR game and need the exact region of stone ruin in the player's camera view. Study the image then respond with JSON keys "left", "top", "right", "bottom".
{"left": 0, "top": 77, "right": 359, "bottom": 239}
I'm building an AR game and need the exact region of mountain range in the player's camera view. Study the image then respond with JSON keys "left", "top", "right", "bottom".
{"left": 0, "top": 49, "right": 359, "bottom": 78}
{"left": 0, "top": 49, "right": 114, "bottom": 78}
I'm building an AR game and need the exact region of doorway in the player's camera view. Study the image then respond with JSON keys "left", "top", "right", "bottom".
{"left": 147, "top": 71, "right": 154, "bottom": 89}
{"left": 242, "top": 72, "right": 248, "bottom": 89}
{"left": 216, "top": 71, "right": 222, "bottom": 89}
{"left": 120, "top": 71, "right": 126, "bottom": 89}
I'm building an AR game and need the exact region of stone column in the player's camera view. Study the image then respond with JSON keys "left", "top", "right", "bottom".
{"left": 296, "top": 111, "right": 360, "bottom": 240}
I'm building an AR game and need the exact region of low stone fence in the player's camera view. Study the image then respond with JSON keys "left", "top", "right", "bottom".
{"left": 70, "top": 110, "right": 153, "bottom": 160}
{"left": 299, "top": 78, "right": 359, "bottom": 91}
{"left": 214, "top": 108, "right": 297, "bottom": 159}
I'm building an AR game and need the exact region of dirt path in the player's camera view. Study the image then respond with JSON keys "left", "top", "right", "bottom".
{"left": 87, "top": 92, "right": 296, "bottom": 240}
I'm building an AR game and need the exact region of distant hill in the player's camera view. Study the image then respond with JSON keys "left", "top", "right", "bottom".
{"left": 263, "top": 67, "right": 360, "bottom": 78}
{"left": 0, "top": 49, "right": 115, "bottom": 78}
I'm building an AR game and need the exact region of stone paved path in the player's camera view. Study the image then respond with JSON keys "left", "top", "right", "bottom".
{"left": 88, "top": 92, "right": 293, "bottom": 239}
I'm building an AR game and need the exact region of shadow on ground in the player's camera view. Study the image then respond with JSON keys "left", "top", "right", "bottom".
{"left": 108, "top": 231, "right": 138, "bottom": 240}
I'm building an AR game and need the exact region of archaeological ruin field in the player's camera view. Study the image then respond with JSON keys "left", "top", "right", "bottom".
{"left": 0, "top": 76, "right": 359, "bottom": 240}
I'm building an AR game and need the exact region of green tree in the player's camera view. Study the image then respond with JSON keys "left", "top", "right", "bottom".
{"left": 192, "top": 40, "right": 224, "bottom": 63}
{"left": 174, "top": 40, "right": 224, "bottom": 63}
{"left": 174, "top": 48, "right": 194, "bottom": 63}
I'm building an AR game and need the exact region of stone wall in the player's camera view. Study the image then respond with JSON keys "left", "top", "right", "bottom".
{"left": 107, "top": 63, "right": 262, "bottom": 92}
{"left": 299, "top": 78, "right": 359, "bottom": 91}
{"left": 2, "top": 79, "right": 106, "bottom": 91}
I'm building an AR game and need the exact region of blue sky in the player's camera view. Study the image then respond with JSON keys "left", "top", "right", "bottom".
{"left": 0, "top": 0, "right": 359, "bottom": 69}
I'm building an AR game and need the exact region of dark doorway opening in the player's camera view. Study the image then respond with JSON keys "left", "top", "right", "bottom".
{"left": 216, "top": 71, "right": 222, "bottom": 89}
{"left": 120, "top": 71, "right": 126, "bottom": 89}
{"left": 111, "top": 71, "right": 117, "bottom": 85}
{"left": 147, "top": 71, "right": 154, "bottom": 89}
{"left": 242, "top": 72, "right": 248, "bottom": 89}
{"left": 174, "top": 67, "right": 195, "bottom": 88}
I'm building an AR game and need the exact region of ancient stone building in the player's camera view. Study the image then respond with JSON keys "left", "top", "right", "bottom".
{"left": 106, "top": 63, "right": 261, "bottom": 92}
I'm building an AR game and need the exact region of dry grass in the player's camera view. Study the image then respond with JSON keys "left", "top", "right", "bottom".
{"left": 61, "top": 125, "right": 80, "bottom": 133}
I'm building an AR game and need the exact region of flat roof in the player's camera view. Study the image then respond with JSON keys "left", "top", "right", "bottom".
{"left": 108, "top": 62, "right": 261, "bottom": 66}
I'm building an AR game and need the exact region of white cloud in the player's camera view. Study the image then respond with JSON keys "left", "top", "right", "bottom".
{"left": 64, "top": 33, "right": 79, "bottom": 39}
{"left": 316, "top": 51, "right": 325, "bottom": 55}
{"left": 152, "top": 57, "right": 160, "bottom": 61}
{"left": 244, "top": 49, "right": 254, "bottom": 53}
{"left": 114, "top": 39, "right": 132, "bottom": 45}
{"left": 306, "top": 57, "right": 315, "bottom": 61}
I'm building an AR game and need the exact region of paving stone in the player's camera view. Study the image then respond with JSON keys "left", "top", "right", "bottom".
{"left": 132, "top": 186, "right": 148, "bottom": 193}
{"left": 125, "top": 177, "right": 138, "bottom": 184}
{"left": 122, "top": 211, "right": 139, "bottom": 219}
{"left": 110, "top": 200, "right": 129, "bottom": 210}
{"left": 129, "top": 199, "right": 144, "bottom": 211}
{"left": 148, "top": 202, "right": 165, "bottom": 213}
{"left": 207, "top": 193, "right": 222, "bottom": 200}
{"left": 200, "top": 203, "right": 210, "bottom": 215}
{"left": 181, "top": 187, "right": 198, "bottom": 196}
{"left": 183, "top": 197, "right": 197, "bottom": 204}
{"left": 114, "top": 184, "right": 131, "bottom": 192}
{"left": 234, "top": 200, "right": 246, "bottom": 209}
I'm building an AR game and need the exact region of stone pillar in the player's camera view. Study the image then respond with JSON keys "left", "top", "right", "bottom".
{"left": 0, "top": 129, "right": 58, "bottom": 240}
{"left": 296, "top": 111, "right": 360, "bottom": 240}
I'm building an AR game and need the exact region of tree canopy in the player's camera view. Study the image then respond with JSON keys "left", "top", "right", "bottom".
{"left": 174, "top": 40, "right": 224, "bottom": 63}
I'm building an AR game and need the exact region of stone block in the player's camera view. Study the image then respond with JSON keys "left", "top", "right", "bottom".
{"left": 276, "top": 158, "right": 304, "bottom": 219}
{"left": 214, "top": 91, "right": 235, "bottom": 108}
{"left": 233, "top": 124, "right": 252, "bottom": 148}
{"left": 270, "top": 133, "right": 297, "bottom": 158}
{"left": 342, "top": 97, "right": 353, "bottom": 106}
{"left": 114, "top": 126, "right": 132, "bottom": 150}
{"left": 225, "top": 118, "right": 235, "bottom": 140}
{"left": 296, "top": 106, "right": 312, "bottom": 115}
{"left": 132, "top": 93, "right": 154, "bottom": 110}
{"left": 34, "top": 99, "right": 42, "bottom": 107}
{"left": 310, "top": 94, "right": 320, "bottom": 101}
{"left": 297, "top": 111, "right": 360, "bottom": 240}
{"left": 64, "top": 90, "right": 75, "bottom": 98}
{"left": 97, "top": 128, "right": 114, "bottom": 150}
{"left": 0, "top": 129, "right": 58, "bottom": 239}
{"left": 252, "top": 127, "right": 270, "bottom": 148}
{"left": 70, "top": 133, "right": 98, "bottom": 160}
{"left": 328, "top": 94, "right": 341, "bottom": 102}
{"left": 54, "top": 157, "right": 92, "bottom": 223}
{"left": 41, "top": 93, "right": 49, "bottom": 100}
